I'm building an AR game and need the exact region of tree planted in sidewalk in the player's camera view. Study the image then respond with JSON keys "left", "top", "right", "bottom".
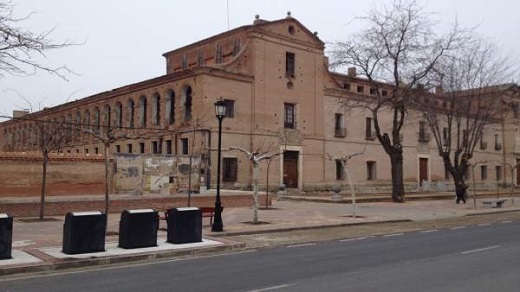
{"left": 330, "top": 0, "right": 466, "bottom": 202}
{"left": 416, "top": 37, "right": 516, "bottom": 194}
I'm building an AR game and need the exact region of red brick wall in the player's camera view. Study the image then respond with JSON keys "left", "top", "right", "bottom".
{"left": 1, "top": 194, "right": 270, "bottom": 217}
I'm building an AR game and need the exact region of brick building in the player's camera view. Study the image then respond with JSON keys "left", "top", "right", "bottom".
{"left": 1, "top": 14, "right": 519, "bottom": 194}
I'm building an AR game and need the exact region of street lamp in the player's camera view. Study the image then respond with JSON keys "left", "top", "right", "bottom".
{"left": 212, "top": 98, "right": 226, "bottom": 232}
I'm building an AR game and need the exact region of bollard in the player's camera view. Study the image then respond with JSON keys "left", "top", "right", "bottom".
{"left": 119, "top": 209, "right": 158, "bottom": 249}
{"left": 62, "top": 211, "right": 107, "bottom": 255}
{"left": 167, "top": 207, "right": 202, "bottom": 244}
{"left": 0, "top": 214, "right": 13, "bottom": 260}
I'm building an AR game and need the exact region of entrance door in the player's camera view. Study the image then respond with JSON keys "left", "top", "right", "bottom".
{"left": 516, "top": 159, "right": 520, "bottom": 185}
{"left": 419, "top": 158, "right": 428, "bottom": 186}
{"left": 283, "top": 151, "right": 299, "bottom": 188}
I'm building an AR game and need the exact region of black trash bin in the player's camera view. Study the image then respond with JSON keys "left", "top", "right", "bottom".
{"left": 167, "top": 207, "right": 202, "bottom": 244}
{"left": 0, "top": 213, "right": 13, "bottom": 260}
{"left": 62, "top": 211, "right": 107, "bottom": 255}
{"left": 119, "top": 209, "right": 158, "bottom": 249}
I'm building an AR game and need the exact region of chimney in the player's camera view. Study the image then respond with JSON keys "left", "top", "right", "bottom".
{"left": 347, "top": 67, "right": 356, "bottom": 77}
{"left": 13, "top": 110, "right": 29, "bottom": 118}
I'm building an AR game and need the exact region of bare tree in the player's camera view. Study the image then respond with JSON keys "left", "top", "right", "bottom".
{"left": 417, "top": 38, "right": 515, "bottom": 198}
{"left": 230, "top": 143, "right": 281, "bottom": 224}
{"left": 0, "top": 1, "right": 73, "bottom": 78}
{"left": 331, "top": 0, "right": 465, "bottom": 202}
{"left": 32, "top": 118, "right": 72, "bottom": 219}
{"left": 81, "top": 120, "right": 136, "bottom": 214}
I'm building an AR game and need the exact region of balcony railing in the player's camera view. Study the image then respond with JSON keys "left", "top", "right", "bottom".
{"left": 334, "top": 127, "right": 347, "bottom": 138}
{"left": 417, "top": 132, "right": 431, "bottom": 142}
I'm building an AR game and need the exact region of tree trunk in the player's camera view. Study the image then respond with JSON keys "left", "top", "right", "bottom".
{"left": 39, "top": 151, "right": 49, "bottom": 220}
{"left": 390, "top": 149, "right": 405, "bottom": 202}
{"left": 252, "top": 162, "right": 259, "bottom": 224}
{"left": 104, "top": 143, "right": 110, "bottom": 214}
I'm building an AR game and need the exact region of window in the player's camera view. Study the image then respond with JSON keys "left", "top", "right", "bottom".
{"left": 334, "top": 113, "right": 346, "bottom": 137}
{"left": 165, "top": 140, "right": 172, "bottom": 155}
{"left": 181, "top": 138, "right": 189, "bottom": 155}
{"left": 139, "top": 96, "right": 147, "bottom": 127}
{"left": 286, "top": 52, "right": 295, "bottom": 77}
{"left": 336, "top": 160, "right": 345, "bottom": 180}
{"left": 370, "top": 87, "right": 377, "bottom": 96}
{"left": 94, "top": 147, "right": 99, "bottom": 154}
{"left": 367, "top": 161, "right": 377, "bottom": 180}
{"left": 198, "top": 50, "right": 204, "bottom": 65}
{"left": 443, "top": 127, "right": 449, "bottom": 146}
{"left": 233, "top": 38, "right": 241, "bottom": 56}
{"left": 481, "top": 165, "right": 487, "bottom": 180}
{"left": 365, "top": 117, "right": 374, "bottom": 140}
{"left": 127, "top": 99, "right": 135, "bottom": 128}
{"left": 495, "top": 134, "right": 502, "bottom": 150}
{"left": 496, "top": 166, "right": 502, "bottom": 181}
{"left": 127, "top": 144, "right": 133, "bottom": 154}
{"left": 115, "top": 145, "right": 121, "bottom": 153}
{"left": 223, "top": 99, "right": 235, "bottom": 118}
{"left": 357, "top": 85, "right": 364, "bottom": 94}
{"left": 166, "top": 90, "right": 175, "bottom": 125}
{"left": 418, "top": 121, "right": 429, "bottom": 141}
{"left": 151, "top": 141, "right": 158, "bottom": 154}
{"left": 216, "top": 44, "right": 222, "bottom": 64}
{"left": 343, "top": 83, "right": 350, "bottom": 90}
{"left": 139, "top": 142, "right": 145, "bottom": 154}
{"left": 93, "top": 107, "right": 100, "bottom": 130}
{"left": 152, "top": 93, "right": 161, "bottom": 125}
{"left": 104, "top": 105, "right": 111, "bottom": 127}
{"left": 444, "top": 166, "right": 450, "bottom": 180}
{"left": 182, "top": 55, "right": 188, "bottom": 70}
{"left": 184, "top": 87, "right": 192, "bottom": 122}
{"left": 480, "top": 136, "right": 487, "bottom": 150}
{"left": 223, "top": 157, "right": 238, "bottom": 181}
{"left": 84, "top": 148, "right": 89, "bottom": 154}
{"left": 114, "top": 102, "right": 122, "bottom": 128}
{"left": 284, "top": 103, "right": 295, "bottom": 129}
{"left": 382, "top": 90, "right": 389, "bottom": 97}
{"left": 462, "top": 130, "right": 468, "bottom": 147}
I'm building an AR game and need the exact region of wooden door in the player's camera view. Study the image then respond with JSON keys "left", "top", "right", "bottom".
{"left": 283, "top": 151, "right": 299, "bottom": 188}
{"left": 419, "top": 158, "right": 428, "bottom": 186}
{"left": 516, "top": 159, "right": 520, "bottom": 185}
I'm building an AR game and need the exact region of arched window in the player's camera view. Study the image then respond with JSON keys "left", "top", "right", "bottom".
{"left": 184, "top": 87, "right": 192, "bottom": 122}
{"left": 75, "top": 112, "right": 82, "bottom": 140}
{"left": 84, "top": 110, "right": 91, "bottom": 130}
{"left": 166, "top": 90, "right": 175, "bottom": 125}
{"left": 127, "top": 99, "right": 135, "bottom": 128}
{"left": 139, "top": 95, "right": 147, "bottom": 128}
{"left": 104, "top": 104, "right": 111, "bottom": 128}
{"left": 93, "top": 107, "right": 100, "bottom": 130}
{"left": 115, "top": 102, "right": 123, "bottom": 128}
{"left": 152, "top": 93, "right": 160, "bottom": 125}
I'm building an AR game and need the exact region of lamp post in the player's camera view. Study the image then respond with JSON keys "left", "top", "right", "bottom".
{"left": 212, "top": 98, "right": 226, "bottom": 232}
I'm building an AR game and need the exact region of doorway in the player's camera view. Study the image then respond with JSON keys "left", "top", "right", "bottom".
{"left": 419, "top": 157, "right": 429, "bottom": 186}
{"left": 283, "top": 151, "right": 299, "bottom": 188}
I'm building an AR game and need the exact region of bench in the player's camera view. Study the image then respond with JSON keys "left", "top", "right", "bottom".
{"left": 199, "top": 207, "right": 224, "bottom": 226}
{"left": 157, "top": 207, "right": 223, "bottom": 225}
{"left": 482, "top": 199, "right": 507, "bottom": 208}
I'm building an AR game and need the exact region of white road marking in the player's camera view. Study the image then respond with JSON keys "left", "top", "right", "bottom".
{"left": 339, "top": 236, "right": 370, "bottom": 242}
{"left": 500, "top": 221, "right": 512, "bottom": 224}
{"left": 461, "top": 245, "right": 501, "bottom": 255}
{"left": 451, "top": 226, "right": 466, "bottom": 230}
{"left": 248, "top": 284, "right": 295, "bottom": 292}
{"left": 420, "top": 229, "right": 438, "bottom": 233}
{"left": 287, "top": 243, "right": 315, "bottom": 248}
{"left": 384, "top": 233, "right": 404, "bottom": 237}
{"left": 478, "top": 223, "right": 491, "bottom": 227}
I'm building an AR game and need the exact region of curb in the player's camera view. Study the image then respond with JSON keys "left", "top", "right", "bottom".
{"left": 0, "top": 240, "right": 245, "bottom": 277}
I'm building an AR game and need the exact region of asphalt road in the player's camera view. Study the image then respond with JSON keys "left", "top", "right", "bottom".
{"left": 1, "top": 220, "right": 519, "bottom": 292}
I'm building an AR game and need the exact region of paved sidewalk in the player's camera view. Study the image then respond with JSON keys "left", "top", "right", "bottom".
{"left": 1, "top": 196, "right": 519, "bottom": 276}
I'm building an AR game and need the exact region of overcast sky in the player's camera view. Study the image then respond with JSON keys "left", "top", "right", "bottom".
{"left": 1, "top": 0, "right": 519, "bottom": 121}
